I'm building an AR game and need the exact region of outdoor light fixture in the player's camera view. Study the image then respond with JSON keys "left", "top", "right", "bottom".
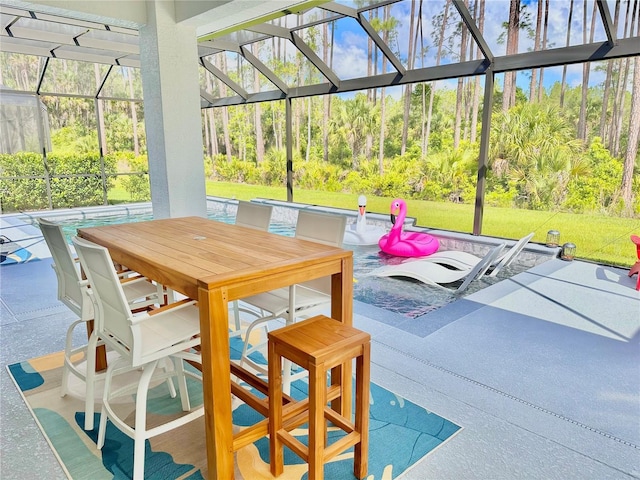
{"left": 546, "top": 230, "right": 560, "bottom": 248}
{"left": 561, "top": 242, "right": 576, "bottom": 261}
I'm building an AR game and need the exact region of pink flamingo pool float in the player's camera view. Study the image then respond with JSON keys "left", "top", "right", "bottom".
{"left": 378, "top": 198, "right": 440, "bottom": 257}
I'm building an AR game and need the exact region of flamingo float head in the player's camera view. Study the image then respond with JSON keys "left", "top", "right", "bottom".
{"left": 389, "top": 198, "right": 405, "bottom": 225}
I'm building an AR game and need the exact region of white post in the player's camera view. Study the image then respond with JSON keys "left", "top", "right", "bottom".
{"left": 140, "top": 1, "right": 206, "bottom": 219}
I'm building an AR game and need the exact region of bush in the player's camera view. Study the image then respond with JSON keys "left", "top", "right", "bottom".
{"left": 118, "top": 154, "right": 151, "bottom": 201}
{"left": 0, "top": 152, "right": 48, "bottom": 211}
{"left": 0, "top": 151, "right": 116, "bottom": 212}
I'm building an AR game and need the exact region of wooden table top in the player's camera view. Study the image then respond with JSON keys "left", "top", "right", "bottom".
{"left": 77, "top": 216, "right": 352, "bottom": 299}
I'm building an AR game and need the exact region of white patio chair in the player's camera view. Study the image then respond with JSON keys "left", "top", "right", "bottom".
{"left": 369, "top": 243, "right": 506, "bottom": 294}
{"left": 72, "top": 236, "right": 203, "bottom": 480}
{"left": 230, "top": 201, "right": 273, "bottom": 336}
{"left": 38, "top": 218, "right": 167, "bottom": 430}
{"left": 412, "top": 232, "right": 534, "bottom": 277}
{"left": 237, "top": 210, "right": 347, "bottom": 392}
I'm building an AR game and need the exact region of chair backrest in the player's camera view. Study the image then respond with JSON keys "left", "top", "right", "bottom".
{"left": 294, "top": 210, "right": 347, "bottom": 294}
{"left": 38, "top": 218, "right": 90, "bottom": 319}
{"left": 295, "top": 210, "right": 347, "bottom": 247}
{"left": 72, "top": 236, "right": 135, "bottom": 358}
{"left": 490, "top": 232, "right": 534, "bottom": 276}
{"left": 235, "top": 201, "right": 273, "bottom": 231}
{"left": 456, "top": 243, "right": 506, "bottom": 293}
{"left": 632, "top": 235, "right": 640, "bottom": 259}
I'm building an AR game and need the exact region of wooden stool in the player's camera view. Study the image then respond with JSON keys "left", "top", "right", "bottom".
{"left": 268, "top": 315, "right": 371, "bottom": 480}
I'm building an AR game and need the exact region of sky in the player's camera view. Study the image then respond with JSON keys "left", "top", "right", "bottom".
{"left": 314, "top": 0, "right": 628, "bottom": 94}
{"left": 220, "top": 0, "right": 635, "bottom": 98}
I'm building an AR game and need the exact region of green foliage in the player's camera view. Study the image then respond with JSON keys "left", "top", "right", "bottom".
{"left": 211, "top": 156, "right": 260, "bottom": 184}
{"left": 259, "top": 149, "right": 287, "bottom": 186}
{"left": 117, "top": 153, "right": 150, "bottom": 202}
{"left": 564, "top": 137, "right": 624, "bottom": 213}
{"left": 0, "top": 151, "right": 115, "bottom": 211}
{"left": 47, "top": 152, "right": 115, "bottom": 208}
{"left": 0, "top": 152, "right": 48, "bottom": 211}
{"left": 51, "top": 125, "right": 98, "bottom": 154}
{"left": 490, "top": 103, "right": 585, "bottom": 210}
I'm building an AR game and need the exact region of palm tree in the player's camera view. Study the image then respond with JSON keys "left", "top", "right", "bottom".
{"left": 331, "top": 93, "right": 376, "bottom": 169}
{"left": 490, "top": 103, "right": 585, "bottom": 208}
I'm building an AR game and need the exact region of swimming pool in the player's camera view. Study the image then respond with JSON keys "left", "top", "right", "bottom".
{"left": 28, "top": 201, "right": 545, "bottom": 320}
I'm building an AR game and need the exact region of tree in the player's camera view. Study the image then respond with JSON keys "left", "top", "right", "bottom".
{"left": 490, "top": 103, "right": 585, "bottom": 209}
{"left": 621, "top": 39, "right": 640, "bottom": 213}
{"left": 502, "top": 0, "right": 521, "bottom": 111}
{"left": 401, "top": 0, "right": 417, "bottom": 155}
{"left": 560, "top": 0, "right": 575, "bottom": 107}
{"left": 577, "top": 1, "right": 598, "bottom": 141}
{"left": 426, "top": 0, "right": 452, "bottom": 155}
{"left": 529, "top": 0, "right": 543, "bottom": 102}
{"left": 470, "top": 0, "right": 485, "bottom": 144}
{"left": 453, "top": 0, "right": 469, "bottom": 149}
{"left": 332, "top": 93, "right": 376, "bottom": 168}
{"left": 253, "top": 43, "right": 265, "bottom": 164}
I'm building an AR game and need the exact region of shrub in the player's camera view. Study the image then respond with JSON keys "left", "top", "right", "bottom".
{"left": 0, "top": 151, "right": 116, "bottom": 212}
{"left": 119, "top": 154, "right": 151, "bottom": 201}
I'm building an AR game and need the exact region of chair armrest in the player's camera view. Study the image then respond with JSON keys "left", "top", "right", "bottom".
{"left": 131, "top": 298, "right": 197, "bottom": 324}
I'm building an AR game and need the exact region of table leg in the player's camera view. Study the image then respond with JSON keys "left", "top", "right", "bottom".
{"left": 331, "top": 257, "right": 354, "bottom": 418}
{"left": 199, "top": 286, "right": 234, "bottom": 479}
{"left": 86, "top": 319, "right": 107, "bottom": 372}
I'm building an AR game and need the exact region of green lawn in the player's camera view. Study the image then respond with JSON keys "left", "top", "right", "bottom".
{"left": 110, "top": 181, "right": 640, "bottom": 267}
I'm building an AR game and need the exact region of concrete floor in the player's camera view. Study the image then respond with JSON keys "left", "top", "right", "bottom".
{"left": 1, "top": 246, "right": 639, "bottom": 479}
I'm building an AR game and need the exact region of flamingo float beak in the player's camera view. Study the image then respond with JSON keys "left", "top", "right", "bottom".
{"left": 390, "top": 206, "right": 399, "bottom": 224}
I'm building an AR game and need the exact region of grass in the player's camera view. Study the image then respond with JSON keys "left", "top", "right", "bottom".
{"left": 109, "top": 181, "right": 640, "bottom": 267}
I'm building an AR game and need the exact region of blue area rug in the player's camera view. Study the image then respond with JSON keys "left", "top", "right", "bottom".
{"left": 1, "top": 235, "right": 39, "bottom": 265}
{"left": 7, "top": 337, "right": 460, "bottom": 479}
{"left": 0, "top": 246, "right": 39, "bottom": 265}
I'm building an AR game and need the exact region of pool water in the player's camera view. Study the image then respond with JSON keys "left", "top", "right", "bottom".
{"left": 48, "top": 209, "right": 524, "bottom": 319}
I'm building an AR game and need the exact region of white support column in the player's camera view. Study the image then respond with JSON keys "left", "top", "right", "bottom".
{"left": 140, "top": 0, "right": 206, "bottom": 219}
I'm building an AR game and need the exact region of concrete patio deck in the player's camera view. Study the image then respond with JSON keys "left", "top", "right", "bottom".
{"left": 1, "top": 239, "right": 638, "bottom": 479}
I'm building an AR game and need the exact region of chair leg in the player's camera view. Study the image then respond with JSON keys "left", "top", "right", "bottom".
{"left": 160, "top": 357, "right": 177, "bottom": 398}
{"left": 174, "top": 356, "right": 191, "bottom": 412}
{"left": 133, "top": 360, "right": 158, "bottom": 480}
{"left": 60, "top": 322, "right": 76, "bottom": 398}
{"left": 83, "top": 331, "right": 99, "bottom": 430}
{"left": 97, "top": 361, "right": 116, "bottom": 450}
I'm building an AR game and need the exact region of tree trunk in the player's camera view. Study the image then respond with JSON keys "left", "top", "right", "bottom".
{"left": 251, "top": 44, "right": 264, "bottom": 163}
{"left": 611, "top": 0, "right": 635, "bottom": 156}
{"left": 470, "top": 0, "right": 484, "bottom": 144}
{"left": 94, "top": 65, "right": 107, "bottom": 154}
{"left": 537, "top": 0, "right": 550, "bottom": 101}
{"left": 218, "top": 54, "right": 232, "bottom": 161}
{"left": 426, "top": 0, "right": 451, "bottom": 153}
{"left": 306, "top": 98, "right": 312, "bottom": 162}
{"left": 599, "top": 1, "right": 621, "bottom": 139}
{"left": 621, "top": 53, "right": 639, "bottom": 213}
{"left": 454, "top": 0, "right": 469, "bottom": 148}
{"left": 401, "top": 0, "right": 417, "bottom": 155}
{"left": 378, "top": 5, "right": 391, "bottom": 173}
{"left": 577, "top": 0, "right": 592, "bottom": 141}
{"left": 209, "top": 109, "right": 218, "bottom": 157}
{"left": 322, "top": 18, "right": 330, "bottom": 162}
{"left": 529, "top": 0, "right": 543, "bottom": 102}
{"left": 379, "top": 87, "right": 386, "bottom": 174}
{"left": 560, "top": 0, "right": 574, "bottom": 107}
{"left": 503, "top": 0, "right": 520, "bottom": 111}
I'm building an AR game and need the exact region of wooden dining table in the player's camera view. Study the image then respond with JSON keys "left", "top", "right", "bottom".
{"left": 77, "top": 215, "right": 354, "bottom": 479}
